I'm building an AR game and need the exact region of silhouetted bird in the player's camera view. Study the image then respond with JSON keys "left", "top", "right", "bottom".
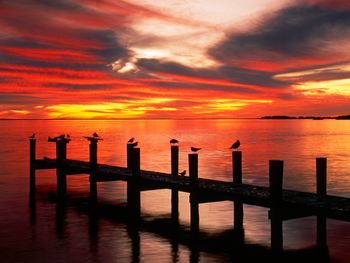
{"left": 48, "top": 136, "right": 55, "bottom": 142}
{"left": 169, "top": 138, "right": 179, "bottom": 144}
{"left": 66, "top": 134, "right": 70, "bottom": 139}
{"left": 29, "top": 133, "right": 35, "bottom": 139}
{"left": 55, "top": 134, "right": 65, "bottom": 140}
{"left": 179, "top": 170, "right": 186, "bottom": 176}
{"left": 230, "top": 140, "right": 240, "bottom": 150}
{"left": 190, "top": 147, "right": 201, "bottom": 152}
{"left": 128, "top": 137, "right": 135, "bottom": 143}
{"left": 130, "top": 141, "right": 138, "bottom": 147}
{"left": 93, "top": 132, "right": 99, "bottom": 138}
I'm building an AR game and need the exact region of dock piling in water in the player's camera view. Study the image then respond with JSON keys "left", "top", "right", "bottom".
{"left": 232, "top": 151, "right": 244, "bottom": 233}
{"left": 88, "top": 138, "right": 98, "bottom": 203}
{"left": 29, "top": 138, "right": 36, "bottom": 206}
{"left": 316, "top": 157, "right": 328, "bottom": 251}
{"left": 269, "top": 160, "right": 284, "bottom": 253}
{"left": 56, "top": 138, "right": 68, "bottom": 198}
{"left": 189, "top": 153, "right": 199, "bottom": 235}
{"left": 171, "top": 145, "right": 179, "bottom": 223}
{"left": 128, "top": 147, "right": 141, "bottom": 223}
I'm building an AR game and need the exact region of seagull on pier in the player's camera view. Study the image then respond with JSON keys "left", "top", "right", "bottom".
{"left": 48, "top": 136, "right": 55, "bottom": 142}
{"left": 190, "top": 147, "right": 201, "bottom": 153}
{"left": 128, "top": 137, "right": 135, "bottom": 143}
{"left": 93, "top": 132, "right": 99, "bottom": 138}
{"left": 179, "top": 170, "right": 186, "bottom": 176}
{"left": 29, "top": 133, "right": 35, "bottom": 139}
{"left": 54, "top": 134, "right": 65, "bottom": 140}
{"left": 169, "top": 138, "right": 179, "bottom": 144}
{"left": 230, "top": 140, "right": 240, "bottom": 150}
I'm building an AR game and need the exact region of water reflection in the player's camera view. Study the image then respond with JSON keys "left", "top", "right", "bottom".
{"left": 2, "top": 119, "right": 350, "bottom": 262}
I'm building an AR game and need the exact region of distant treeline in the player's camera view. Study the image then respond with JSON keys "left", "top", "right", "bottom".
{"left": 261, "top": 115, "right": 350, "bottom": 120}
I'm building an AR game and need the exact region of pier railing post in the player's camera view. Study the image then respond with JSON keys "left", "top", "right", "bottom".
{"left": 269, "top": 160, "right": 284, "bottom": 253}
{"left": 316, "top": 157, "right": 328, "bottom": 251}
{"left": 232, "top": 151, "right": 243, "bottom": 234}
{"left": 56, "top": 139, "right": 68, "bottom": 198}
{"left": 89, "top": 138, "right": 98, "bottom": 203}
{"left": 189, "top": 153, "right": 199, "bottom": 235}
{"left": 171, "top": 145, "right": 179, "bottom": 223}
{"left": 127, "top": 147, "right": 141, "bottom": 223}
{"left": 29, "top": 138, "right": 36, "bottom": 206}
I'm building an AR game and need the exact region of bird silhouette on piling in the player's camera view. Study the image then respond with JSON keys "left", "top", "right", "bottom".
{"left": 29, "top": 133, "right": 35, "bottom": 139}
{"left": 54, "top": 134, "right": 65, "bottom": 140}
{"left": 179, "top": 170, "right": 186, "bottom": 176}
{"left": 93, "top": 132, "right": 99, "bottom": 138}
{"left": 230, "top": 140, "right": 240, "bottom": 150}
{"left": 128, "top": 137, "right": 135, "bottom": 143}
{"left": 169, "top": 138, "right": 179, "bottom": 144}
{"left": 190, "top": 147, "right": 201, "bottom": 153}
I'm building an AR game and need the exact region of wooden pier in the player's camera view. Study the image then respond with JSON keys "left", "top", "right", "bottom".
{"left": 29, "top": 135, "right": 350, "bottom": 253}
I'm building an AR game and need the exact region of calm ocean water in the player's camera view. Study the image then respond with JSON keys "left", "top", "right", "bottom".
{"left": 1, "top": 119, "right": 350, "bottom": 262}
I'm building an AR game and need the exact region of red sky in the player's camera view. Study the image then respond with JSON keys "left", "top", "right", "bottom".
{"left": 0, "top": 0, "right": 350, "bottom": 119}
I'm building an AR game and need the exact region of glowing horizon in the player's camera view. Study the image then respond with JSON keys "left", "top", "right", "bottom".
{"left": 1, "top": 0, "right": 350, "bottom": 119}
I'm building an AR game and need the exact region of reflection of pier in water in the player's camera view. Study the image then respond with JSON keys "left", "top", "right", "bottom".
{"left": 28, "top": 135, "right": 350, "bottom": 259}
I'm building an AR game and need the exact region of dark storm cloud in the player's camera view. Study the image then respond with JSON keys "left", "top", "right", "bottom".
{"left": 210, "top": 4, "right": 350, "bottom": 61}
{"left": 136, "top": 58, "right": 289, "bottom": 89}
{"left": 0, "top": 94, "right": 40, "bottom": 104}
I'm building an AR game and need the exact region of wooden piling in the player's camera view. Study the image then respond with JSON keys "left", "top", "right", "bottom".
{"left": 89, "top": 138, "right": 98, "bottom": 202}
{"left": 316, "top": 157, "right": 328, "bottom": 250}
{"left": 189, "top": 153, "right": 199, "bottom": 234}
{"left": 269, "top": 160, "right": 284, "bottom": 252}
{"left": 269, "top": 160, "right": 284, "bottom": 203}
{"left": 29, "top": 138, "right": 36, "bottom": 206}
{"left": 316, "top": 157, "right": 327, "bottom": 197}
{"left": 171, "top": 145, "right": 179, "bottom": 223}
{"left": 56, "top": 139, "right": 68, "bottom": 198}
{"left": 127, "top": 147, "right": 141, "bottom": 223}
{"left": 232, "top": 151, "right": 242, "bottom": 184}
{"left": 232, "top": 151, "right": 243, "bottom": 233}
{"left": 127, "top": 143, "right": 133, "bottom": 169}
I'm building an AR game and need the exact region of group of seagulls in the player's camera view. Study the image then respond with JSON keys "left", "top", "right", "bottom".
{"left": 29, "top": 132, "right": 240, "bottom": 178}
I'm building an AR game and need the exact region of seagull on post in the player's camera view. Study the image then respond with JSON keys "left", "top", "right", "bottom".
{"left": 29, "top": 133, "right": 35, "bottom": 139}
{"left": 93, "top": 132, "right": 99, "bottom": 138}
{"left": 190, "top": 147, "right": 201, "bottom": 153}
{"left": 179, "top": 170, "right": 186, "bottom": 176}
{"left": 128, "top": 137, "right": 135, "bottom": 143}
{"left": 230, "top": 140, "right": 240, "bottom": 150}
{"left": 169, "top": 138, "right": 179, "bottom": 144}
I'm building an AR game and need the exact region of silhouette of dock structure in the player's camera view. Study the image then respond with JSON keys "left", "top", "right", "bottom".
{"left": 28, "top": 135, "right": 350, "bottom": 254}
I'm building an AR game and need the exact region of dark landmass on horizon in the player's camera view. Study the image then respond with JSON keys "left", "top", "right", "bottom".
{"left": 261, "top": 115, "right": 350, "bottom": 120}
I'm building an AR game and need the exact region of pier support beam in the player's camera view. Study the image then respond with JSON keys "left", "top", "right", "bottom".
{"left": 56, "top": 139, "right": 68, "bottom": 199}
{"left": 269, "top": 160, "right": 284, "bottom": 253}
{"left": 89, "top": 138, "right": 98, "bottom": 203}
{"left": 127, "top": 143, "right": 133, "bottom": 169}
{"left": 232, "top": 151, "right": 243, "bottom": 234}
{"left": 189, "top": 153, "right": 199, "bottom": 235}
{"left": 316, "top": 157, "right": 328, "bottom": 251}
{"left": 171, "top": 145, "right": 179, "bottom": 224}
{"left": 127, "top": 147, "right": 141, "bottom": 223}
{"left": 29, "top": 138, "right": 36, "bottom": 207}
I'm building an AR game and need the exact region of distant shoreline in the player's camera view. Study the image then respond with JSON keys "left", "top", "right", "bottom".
{"left": 1, "top": 115, "right": 350, "bottom": 120}
{"left": 260, "top": 115, "right": 350, "bottom": 120}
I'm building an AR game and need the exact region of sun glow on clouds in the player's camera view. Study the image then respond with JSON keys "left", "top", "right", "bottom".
{"left": 294, "top": 79, "right": 350, "bottom": 96}
{"left": 1, "top": 0, "right": 350, "bottom": 119}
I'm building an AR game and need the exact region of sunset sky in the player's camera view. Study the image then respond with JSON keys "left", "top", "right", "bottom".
{"left": 1, "top": 0, "right": 350, "bottom": 119}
